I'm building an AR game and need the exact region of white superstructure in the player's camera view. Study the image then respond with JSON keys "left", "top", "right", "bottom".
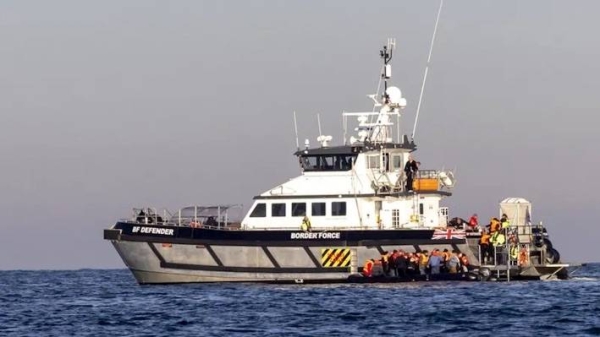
{"left": 241, "top": 40, "right": 456, "bottom": 231}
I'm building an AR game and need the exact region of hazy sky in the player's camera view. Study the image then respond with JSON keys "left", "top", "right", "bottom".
{"left": 2, "top": 0, "right": 599, "bottom": 270}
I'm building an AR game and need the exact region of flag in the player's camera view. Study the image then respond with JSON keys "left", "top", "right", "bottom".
{"left": 432, "top": 229, "right": 466, "bottom": 240}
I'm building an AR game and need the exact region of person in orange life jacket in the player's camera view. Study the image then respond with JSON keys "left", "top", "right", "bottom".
{"left": 487, "top": 217, "right": 501, "bottom": 233}
{"left": 362, "top": 259, "right": 375, "bottom": 277}
{"left": 480, "top": 229, "right": 491, "bottom": 263}
{"left": 404, "top": 156, "right": 419, "bottom": 191}
{"left": 518, "top": 245, "right": 529, "bottom": 266}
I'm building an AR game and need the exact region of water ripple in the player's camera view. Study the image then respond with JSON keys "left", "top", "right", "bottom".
{"left": 0, "top": 265, "right": 599, "bottom": 336}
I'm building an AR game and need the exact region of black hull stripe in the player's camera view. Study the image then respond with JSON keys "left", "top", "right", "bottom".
{"left": 304, "top": 246, "right": 322, "bottom": 268}
{"left": 205, "top": 245, "right": 224, "bottom": 267}
{"left": 262, "top": 246, "right": 280, "bottom": 268}
{"left": 148, "top": 242, "right": 166, "bottom": 263}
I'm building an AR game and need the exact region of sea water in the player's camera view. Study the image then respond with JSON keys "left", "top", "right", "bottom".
{"left": 1, "top": 264, "right": 599, "bottom": 336}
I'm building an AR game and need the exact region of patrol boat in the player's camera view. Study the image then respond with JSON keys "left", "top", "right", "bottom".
{"left": 103, "top": 40, "right": 569, "bottom": 284}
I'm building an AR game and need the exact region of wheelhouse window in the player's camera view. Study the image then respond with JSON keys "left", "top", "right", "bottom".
{"left": 311, "top": 202, "right": 326, "bottom": 216}
{"left": 292, "top": 202, "right": 306, "bottom": 216}
{"left": 332, "top": 202, "right": 347, "bottom": 216}
{"left": 367, "top": 155, "right": 380, "bottom": 169}
{"left": 391, "top": 154, "right": 403, "bottom": 171}
{"left": 271, "top": 203, "right": 286, "bottom": 217}
{"left": 250, "top": 203, "right": 266, "bottom": 217}
{"left": 300, "top": 155, "right": 356, "bottom": 172}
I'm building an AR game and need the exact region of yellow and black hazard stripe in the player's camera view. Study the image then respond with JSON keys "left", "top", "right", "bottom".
{"left": 321, "top": 248, "right": 351, "bottom": 268}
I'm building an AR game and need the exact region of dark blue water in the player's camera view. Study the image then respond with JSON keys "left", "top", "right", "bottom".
{"left": 1, "top": 264, "right": 599, "bottom": 337}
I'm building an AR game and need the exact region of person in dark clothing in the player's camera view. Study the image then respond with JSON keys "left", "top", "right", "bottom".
{"left": 136, "top": 209, "right": 147, "bottom": 223}
{"left": 395, "top": 253, "right": 408, "bottom": 278}
{"left": 389, "top": 250, "right": 398, "bottom": 277}
{"left": 448, "top": 217, "right": 467, "bottom": 229}
{"left": 404, "top": 156, "right": 419, "bottom": 191}
{"left": 205, "top": 216, "right": 217, "bottom": 227}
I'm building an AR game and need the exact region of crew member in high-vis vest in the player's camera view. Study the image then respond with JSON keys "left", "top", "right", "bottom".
{"left": 491, "top": 230, "right": 506, "bottom": 246}
{"left": 301, "top": 216, "right": 312, "bottom": 232}
{"left": 490, "top": 230, "right": 506, "bottom": 264}
{"left": 510, "top": 244, "right": 519, "bottom": 264}
{"left": 380, "top": 251, "right": 390, "bottom": 276}
{"left": 501, "top": 214, "right": 511, "bottom": 230}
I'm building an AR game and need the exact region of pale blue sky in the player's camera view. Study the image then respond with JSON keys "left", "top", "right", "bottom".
{"left": 1, "top": 0, "right": 599, "bottom": 269}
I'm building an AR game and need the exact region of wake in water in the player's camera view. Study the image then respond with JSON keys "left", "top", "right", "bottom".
{"left": 569, "top": 276, "right": 599, "bottom": 281}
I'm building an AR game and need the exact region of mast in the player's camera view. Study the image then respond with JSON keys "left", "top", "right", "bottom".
{"left": 380, "top": 40, "right": 393, "bottom": 93}
{"left": 367, "top": 39, "right": 406, "bottom": 144}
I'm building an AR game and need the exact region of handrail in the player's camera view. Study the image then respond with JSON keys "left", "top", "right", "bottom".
{"left": 120, "top": 220, "right": 446, "bottom": 232}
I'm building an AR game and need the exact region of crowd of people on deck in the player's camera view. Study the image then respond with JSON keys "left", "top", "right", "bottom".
{"left": 361, "top": 212, "right": 531, "bottom": 277}
{"left": 477, "top": 214, "right": 529, "bottom": 266}
{"left": 361, "top": 248, "right": 470, "bottom": 278}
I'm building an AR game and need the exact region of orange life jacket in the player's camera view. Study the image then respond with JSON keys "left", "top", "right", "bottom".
{"left": 490, "top": 220, "right": 500, "bottom": 233}
{"left": 518, "top": 249, "right": 529, "bottom": 266}
{"left": 363, "top": 260, "right": 374, "bottom": 276}
{"left": 480, "top": 233, "right": 490, "bottom": 244}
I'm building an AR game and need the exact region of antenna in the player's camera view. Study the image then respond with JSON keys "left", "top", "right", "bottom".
{"left": 316, "top": 112, "right": 332, "bottom": 147}
{"left": 293, "top": 111, "right": 299, "bottom": 150}
{"left": 379, "top": 38, "right": 395, "bottom": 92}
{"left": 317, "top": 113, "right": 322, "bottom": 136}
{"left": 412, "top": 0, "right": 444, "bottom": 140}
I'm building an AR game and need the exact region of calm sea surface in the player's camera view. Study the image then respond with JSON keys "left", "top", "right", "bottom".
{"left": 1, "top": 264, "right": 599, "bottom": 337}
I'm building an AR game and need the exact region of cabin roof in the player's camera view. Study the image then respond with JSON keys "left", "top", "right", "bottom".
{"left": 294, "top": 141, "right": 416, "bottom": 156}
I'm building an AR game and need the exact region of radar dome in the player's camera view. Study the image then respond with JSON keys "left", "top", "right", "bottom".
{"left": 385, "top": 86, "right": 406, "bottom": 106}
